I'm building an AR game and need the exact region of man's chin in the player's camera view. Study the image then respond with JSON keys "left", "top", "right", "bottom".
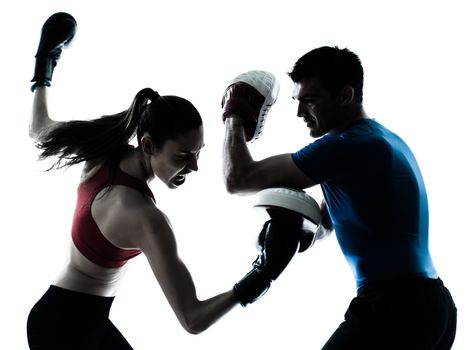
{"left": 310, "top": 128, "right": 325, "bottom": 138}
{"left": 309, "top": 130, "right": 319, "bottom": 138}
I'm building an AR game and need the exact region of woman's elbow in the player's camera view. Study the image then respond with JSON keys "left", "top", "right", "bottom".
{"left": 179, "top": 315, "right": 208, "bottom": 335}
{"left": 183, "top": 324, "right": 205, "bottom": 335}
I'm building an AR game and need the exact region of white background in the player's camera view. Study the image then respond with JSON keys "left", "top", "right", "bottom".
{"left": 1, "top": 0, "right": 466, "bottom": 349}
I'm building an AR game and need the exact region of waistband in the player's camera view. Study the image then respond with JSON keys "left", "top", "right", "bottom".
{"left": 357, "top": 277, "right": 443, "bottom": 296}
{"left": 47, "top": 285, "right": 115, "bottom": 311}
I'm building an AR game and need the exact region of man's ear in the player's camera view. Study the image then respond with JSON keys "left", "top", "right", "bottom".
{"left": 340, "top": 86, "right": 355, "bottom": 105}
{"left": 141, "top": 134, "right": 154, "bottom": 155}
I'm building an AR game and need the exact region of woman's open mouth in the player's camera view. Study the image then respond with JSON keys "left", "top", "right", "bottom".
{"left": 173, "top": 174, "right": 186, "bottom": 186}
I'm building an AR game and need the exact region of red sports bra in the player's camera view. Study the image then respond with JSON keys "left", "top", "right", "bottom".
{"left": 71, "top": 163, "right": 154, "bottom": 268}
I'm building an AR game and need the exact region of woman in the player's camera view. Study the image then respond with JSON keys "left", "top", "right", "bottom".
{"left": 26, "top": 12, "right": 277, "bottom": 350}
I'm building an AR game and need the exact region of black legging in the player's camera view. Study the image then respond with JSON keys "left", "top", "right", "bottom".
{"left": 27, "top": 285, "right": 133, "bottom": 350}
{"left": 322, "top": 278, "right": 457, "bottom": 350}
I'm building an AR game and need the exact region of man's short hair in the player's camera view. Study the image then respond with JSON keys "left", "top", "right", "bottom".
{"left": 288, "top": 46, "right": 364, "bottom": 104}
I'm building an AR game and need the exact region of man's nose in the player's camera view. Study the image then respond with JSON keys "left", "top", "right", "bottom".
{"left": 297, "top": 103, "right": 306, "bottom": 118}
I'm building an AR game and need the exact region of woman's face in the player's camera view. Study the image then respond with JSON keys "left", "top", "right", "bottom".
{"left": 151, "top": 125, "right": 204, "bottom": 189}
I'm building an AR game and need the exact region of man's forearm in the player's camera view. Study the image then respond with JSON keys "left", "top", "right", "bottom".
{"left": 222, "top": 116, "right": 254, "bottom": 193}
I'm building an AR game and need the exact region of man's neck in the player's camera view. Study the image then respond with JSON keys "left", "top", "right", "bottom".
{"left": 333, "top": 107, "right": 368, "bottom": 133}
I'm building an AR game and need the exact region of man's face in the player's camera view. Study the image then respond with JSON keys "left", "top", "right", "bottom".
{"left": 292, "top": 77, "right": 340, "bottom": 138}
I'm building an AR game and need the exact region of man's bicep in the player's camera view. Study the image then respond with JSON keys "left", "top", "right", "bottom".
{"left": 249, "top": 153, "right": 317, "bottom": 191}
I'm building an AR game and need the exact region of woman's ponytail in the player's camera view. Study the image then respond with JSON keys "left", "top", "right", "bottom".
{"left": 36, "top": 87, "right": 160, "bottom": 169}
{"left": 120, "top": 88, "right": 160, "bottom": 141}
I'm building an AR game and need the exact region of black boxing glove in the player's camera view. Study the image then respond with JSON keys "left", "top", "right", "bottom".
{"left": 31, "top": 12, "right": 77, "bottom": 91}
{"left": 234, "top": 218, "right": 301, "bottom": 306}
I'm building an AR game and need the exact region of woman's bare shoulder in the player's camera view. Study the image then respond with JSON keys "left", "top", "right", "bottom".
{"left": 80, "top": 160, "right": 104, "bottom": 182}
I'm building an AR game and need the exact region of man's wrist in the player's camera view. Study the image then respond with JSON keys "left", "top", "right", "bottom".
{"left": 225, "top": 114, "right": 245, "bottom": 130}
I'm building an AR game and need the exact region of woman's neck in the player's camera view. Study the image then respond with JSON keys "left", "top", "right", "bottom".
{"left": 119, "top": 147, "right": 154, "bottom": 184}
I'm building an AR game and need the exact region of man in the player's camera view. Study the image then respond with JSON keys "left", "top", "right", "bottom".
{"left": 221, "top": 46, "right": 457, "bottom": 349}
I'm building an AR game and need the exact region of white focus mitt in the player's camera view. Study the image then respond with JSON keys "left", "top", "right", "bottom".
{"left": 253, "top": 187, "right": 324, "bottom": 252}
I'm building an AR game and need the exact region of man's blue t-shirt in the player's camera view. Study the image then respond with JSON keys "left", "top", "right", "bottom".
{"left": 292, "top": 119, "right": 437, "bottom": 288}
